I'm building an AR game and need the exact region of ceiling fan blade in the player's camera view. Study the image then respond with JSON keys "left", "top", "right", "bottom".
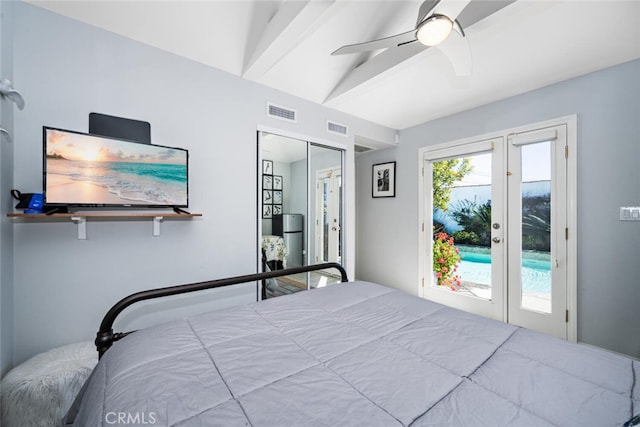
{"left": 416, "top": 0, "right": 443, "bottom": 27}
{"left": 430, "top": 0, "right": 472, "bottom": 22}
{"left": 331, "top": 30, "right": 416, "bottom": 56}
{"left": 435, "top": 29, "right": 472, "bottom": 76}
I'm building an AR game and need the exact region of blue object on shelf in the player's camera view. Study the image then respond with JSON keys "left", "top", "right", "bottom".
{"left": 28, "top": 193, "right": 43, "bottom": 210}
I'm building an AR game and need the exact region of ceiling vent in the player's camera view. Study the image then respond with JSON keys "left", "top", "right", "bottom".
{"left": 354, "top": 144, "right": 373, "bottom": 153}
{"left": 327, "top": 121, "right": 348, "bottom": 136}
{"left": 267, "top": 103, "right": 296, "bottom": 122}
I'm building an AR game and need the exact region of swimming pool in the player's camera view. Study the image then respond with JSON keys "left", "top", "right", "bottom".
{"left": 457, "top": 245, "right": 551, "bottom": 294}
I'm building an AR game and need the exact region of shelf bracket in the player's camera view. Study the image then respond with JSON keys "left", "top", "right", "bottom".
{"left": 153, "top": 216, "right": 164, "bottom": 237}
{"left": 71, "top": 216, "right": 87, "bottom": 240}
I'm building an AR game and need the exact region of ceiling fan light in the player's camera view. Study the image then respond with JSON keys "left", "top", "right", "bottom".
{"left": 416, "top": 14, "right": 453, "bottom": 46}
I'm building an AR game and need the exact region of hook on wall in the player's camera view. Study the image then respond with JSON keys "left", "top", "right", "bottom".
{"left": 0, "top": 127, "right": 11, "bottom": 142}
{"left": 0, "top": 78, "right": 25, "bottom": 142}
{"left": 0, "top": 79, "right": 25, "bottom": 110}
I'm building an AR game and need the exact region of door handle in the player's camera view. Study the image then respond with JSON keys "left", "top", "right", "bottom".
{"left": 492, "top": 237, "right": 501, "bottom": 243}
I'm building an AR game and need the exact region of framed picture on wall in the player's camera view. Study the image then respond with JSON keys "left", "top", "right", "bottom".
{"left": 273, "top": 175, "right": 282, "bottom": 190}
{"left": 372, "top": 161, "right": 396, "bottom": 198}
{"left": 273, "top": 190, "right": 283, "bottom": 204}
{"left": 273, "top": 204, "right": 282, "bottom": 215}
{"left": 263, "top": 204, "right": 273, "bottom": 219}
{"left": 263, "top": 190, "right": 273, "bottom": 204}
{"left": 263, "top": 175, "right": 273, "bottom": 190}
{"left": 263, "top": 160, "right": 273, "bottom": 175}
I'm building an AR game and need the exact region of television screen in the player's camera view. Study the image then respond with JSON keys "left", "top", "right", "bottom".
{"left": 43, "top": 127, "right": 188, "bottom": 208}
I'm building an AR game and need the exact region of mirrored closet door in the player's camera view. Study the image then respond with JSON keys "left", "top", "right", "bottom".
{"left": 258, "top": 132, "right": 344, "bottom": 299}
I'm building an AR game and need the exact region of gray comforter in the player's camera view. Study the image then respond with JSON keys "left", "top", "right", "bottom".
{"left": 65, "top": 281, "right": 638, "bottom": 426}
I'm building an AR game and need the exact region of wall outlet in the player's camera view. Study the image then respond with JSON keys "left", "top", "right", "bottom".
{"left": 620, "top": 207, "right": 640, "bottom": 221}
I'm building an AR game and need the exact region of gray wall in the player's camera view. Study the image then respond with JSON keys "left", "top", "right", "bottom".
{"left": 290, "top": 160, "right": 308, "bottom": 222}
{"left": 356, "top": 59, "right": 640, "bottom": 358}
{"left": 8, "top": 2, "right": 394, "bottom": 367}
{"left": 0, "top": 1, "right": 15, "bottom": 377}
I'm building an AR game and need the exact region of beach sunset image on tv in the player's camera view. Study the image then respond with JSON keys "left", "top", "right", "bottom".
{"left": 44, "top": 128, "right": 188, "bottom": 207}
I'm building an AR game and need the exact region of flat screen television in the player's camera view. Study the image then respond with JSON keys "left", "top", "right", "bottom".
{"left": 43, "top": 126, "right": 188, "bottom": 209}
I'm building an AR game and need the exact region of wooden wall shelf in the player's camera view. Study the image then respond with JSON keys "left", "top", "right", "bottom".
{"left": 7, "top": 212, "right": 202, "bottom": 239}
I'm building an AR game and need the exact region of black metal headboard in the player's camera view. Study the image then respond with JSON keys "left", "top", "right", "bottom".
{"left": 95, "top": 263, "right": 348, "bottom": 358}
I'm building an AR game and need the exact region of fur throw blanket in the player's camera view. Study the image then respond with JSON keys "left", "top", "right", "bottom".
{"left": 1, "top": 341, "right": 97, "bottom": 427}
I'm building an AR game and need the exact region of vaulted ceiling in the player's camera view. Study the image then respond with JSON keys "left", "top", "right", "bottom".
{"left": 27, "top": 0, "right": 640, "bottom": 130}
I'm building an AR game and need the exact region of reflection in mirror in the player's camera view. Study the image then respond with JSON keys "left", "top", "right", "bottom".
{"left": 261, "top": 133, "right": 307, "bottom": 243}
{"left": 260, "top": 132, "right": 308, "bottom": 298}
{"left": 310, "top": 144, "right": 342, "bottom": 266}
{"left": 259, "top": 133, "right": 344, "bottom": 299}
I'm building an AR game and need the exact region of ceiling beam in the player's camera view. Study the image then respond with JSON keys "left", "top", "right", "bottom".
{"left": 243, "top": 0, "right": 336, "bottom": 80}
{"left": 325, "top": 0, "right": 516, "bottom": 103}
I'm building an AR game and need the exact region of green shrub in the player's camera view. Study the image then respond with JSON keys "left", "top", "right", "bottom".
{"left": 452, "top": 230, "right": 480, "bottom": 245}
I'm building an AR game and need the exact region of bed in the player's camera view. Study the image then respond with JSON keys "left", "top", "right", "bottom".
{"left": 64, "top": 264, "right": 638, "bottom": 426}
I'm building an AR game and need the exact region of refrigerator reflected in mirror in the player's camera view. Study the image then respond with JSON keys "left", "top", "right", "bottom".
{"left": 273, "top": 213, "right": 304, "bottom": 268}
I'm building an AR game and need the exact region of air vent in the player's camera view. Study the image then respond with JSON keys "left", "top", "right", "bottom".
{"left": 327, "top": 121, "right": 348, "bottom": 136}
{"left": 354, "top": 144, "right": 373, "bottom": 153}
{"left": 267, "top": 103, "right": 296, "bottom": 122}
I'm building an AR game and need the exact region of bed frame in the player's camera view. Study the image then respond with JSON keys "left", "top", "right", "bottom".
{"left": 95, "top": 262, "right": 349, "bottom": 358}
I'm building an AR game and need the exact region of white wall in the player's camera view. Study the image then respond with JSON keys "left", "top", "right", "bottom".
{"left": 9, "top": 2, "right": 395, "bottom": 366}
{"left": 356, "top": 59, "right": 640, "bottom": 358}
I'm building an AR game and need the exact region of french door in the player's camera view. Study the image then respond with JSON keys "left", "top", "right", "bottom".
{"left": 507, "top": 126, "right": 568, "bottom": 338}
{"left": 420, "top": 118, "right": 575, "bottom": 339}
{"left": 315, "top": 167, "right": 342, "bottom": 264}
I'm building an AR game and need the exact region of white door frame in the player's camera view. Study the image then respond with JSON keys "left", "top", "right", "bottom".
{"left": 314, "top": 166, "right": 342, "bottom": 264}
{"left": 418, "top": 115, "right": 577, "bottom": 341}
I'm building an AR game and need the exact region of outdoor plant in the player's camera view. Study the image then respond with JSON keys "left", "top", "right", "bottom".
{"left": 449, "top": 199, "right": 492, "bottom": 246}
{"left": 452, "top": 230, "right": 480, "bottom": 245}
{"left": 522, "top": 194, "right": 551, "bottom": 251}
{"left": 432, "top": 158, "right": 473, "bottom": 211}
{"left": 433, "top": 231, "right": 462, "bottom": 290}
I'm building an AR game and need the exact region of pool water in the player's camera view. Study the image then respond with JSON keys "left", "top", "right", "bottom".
{"left": 457, "top": 245, "right": 551, "bottom": 294}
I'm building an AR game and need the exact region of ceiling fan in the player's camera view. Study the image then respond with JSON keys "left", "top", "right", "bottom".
{"left": 332, "top": 0, "right": 472, "bottom": 75}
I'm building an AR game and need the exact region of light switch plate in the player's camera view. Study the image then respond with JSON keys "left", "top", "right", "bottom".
{"left": 620, "top": 207, "right": 640, "bottom": 221}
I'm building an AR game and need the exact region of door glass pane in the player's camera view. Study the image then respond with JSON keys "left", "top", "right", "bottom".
{"left": 310, "top": 144, "right": 343, "bottom": 289}
{"left": 520, "top": 142, "right": 552, "bottom": 313}
{"left": 321, "top": 177, "right": 330, "bottom": 261}
{"left": 338, "top": 175, "right": 342, "bottom": 260}
{"left": 319, "top": 172, "right": 342, "bottom": 262}
{"left": 432, "top": 153, "right": 492, "bottom": 300}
